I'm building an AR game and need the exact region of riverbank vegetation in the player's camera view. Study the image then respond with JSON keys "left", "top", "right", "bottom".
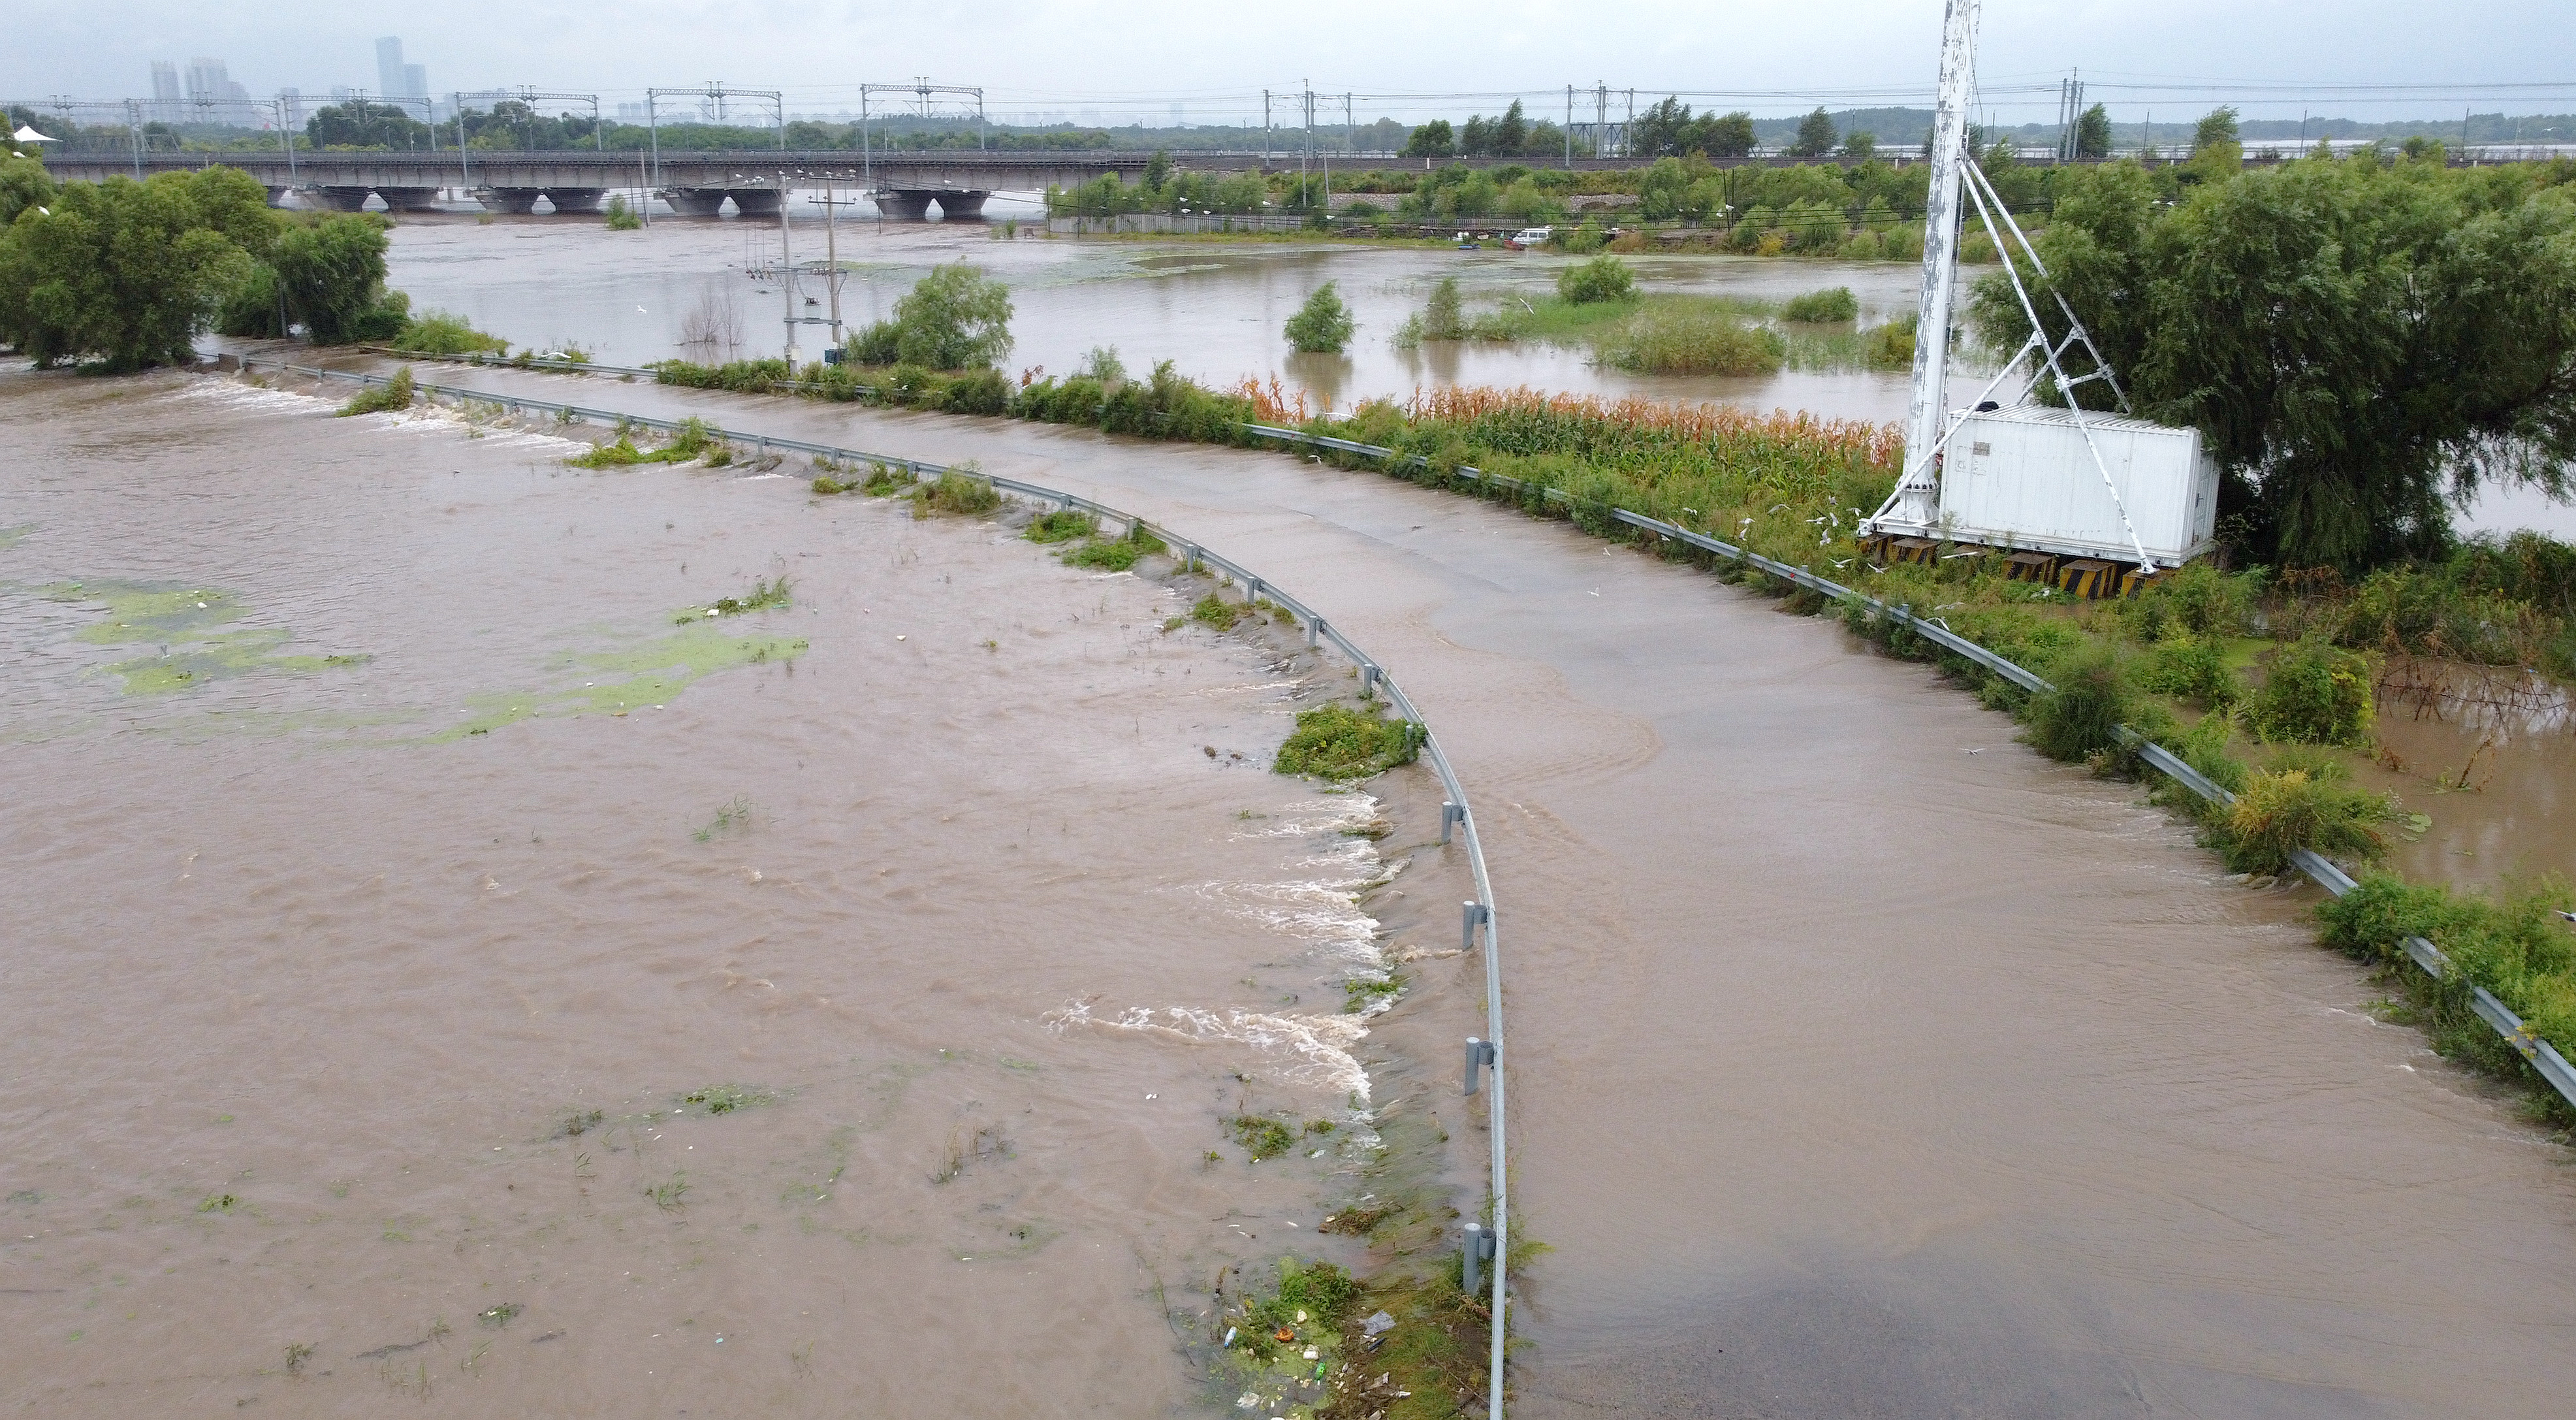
{"left": 0, "top": 158, "right": 445, "bottom": 367}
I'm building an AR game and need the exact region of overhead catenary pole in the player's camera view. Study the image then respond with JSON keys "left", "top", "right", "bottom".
{"left": 779, "top": 174, "right": 797, "bottom": 363}
{"left": 1883, "top": 0, "right": 1979, "bottom": 533}
{"left": 1565, "top": 86, "right": 1573, "bottom": 166}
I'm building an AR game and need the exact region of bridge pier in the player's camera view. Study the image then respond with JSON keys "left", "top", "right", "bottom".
{"left": 661, "top": 187, "right": 729, "bottom": 218}
{"left": 872, "top": 190, "right": 935, "bottom": 221}
{"left": 376, "top": 187, "right": 440, "bottom": 212}
{"left": 305, "top": 186, "right": 373, "bottom": 212}
{"left": 932, "top": 191, "right": 991, "bottom": 220}
{"left": 545, "top": 188, "right": 607, "bottom": 215}
{"left": 727, "top": 189, "right": 783, "bottom": 217}
{"left": 475, "top": 187, "right": 542, "bottom": 214}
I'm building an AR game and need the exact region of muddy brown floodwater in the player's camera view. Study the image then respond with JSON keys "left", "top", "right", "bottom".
{"left": 0, "top": 367, "right": 1487, "bottom": 1415}
{"left": 300, "top": 359, "right": 2576, "bottom": 1417}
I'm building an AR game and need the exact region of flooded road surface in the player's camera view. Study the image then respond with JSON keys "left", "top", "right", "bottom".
{"left": 377, "top": 363, "right": 2576, "bottom": 1416}
{"left": 0, "top": 367, "right": 1486, "bottom": 1415}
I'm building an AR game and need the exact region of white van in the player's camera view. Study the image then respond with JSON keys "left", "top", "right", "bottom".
{"left": 1506, "top": 226, "right": 1553, "bottom": 250}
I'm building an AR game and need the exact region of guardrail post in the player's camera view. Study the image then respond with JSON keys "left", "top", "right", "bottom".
{"left": 1361, "top": 664, "right": 1380, "bottom": 697}
{"left": 1305, "top": 617, "right": 1320, "bottom": 649}
{"left": 1463, "top": 1036, "right": 1497, "bottom": 1095}
{"left": 1439, "top": 800, "right": 1461, "bottom": 845}
{"left": 1461, "top": 1223, "right": 1495, "bottom": 1293}
{"left": 1462, "top": 900, "right": 1489, "bottom": 952}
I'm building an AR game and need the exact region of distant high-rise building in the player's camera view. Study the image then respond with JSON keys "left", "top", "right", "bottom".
{"left": 183, "top": 57, "right": 251, "bottom": 114}
{"left": 375, "top": 37, "right": 405, "bottom": 101}
{"left": 403, "top": 63, "right": 428, "bottom": 102}
{"left": 278, "top": 89, "right": 304, "bottom": 127}
{"left": 150, "top": 61, "right": 182, "bottom": 120}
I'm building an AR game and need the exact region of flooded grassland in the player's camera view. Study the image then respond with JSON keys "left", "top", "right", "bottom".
{"left": 0, "top": 366, "right": 1482, "bottom": 1417}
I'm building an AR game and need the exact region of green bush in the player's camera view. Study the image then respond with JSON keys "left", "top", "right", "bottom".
{"left": 913, "top": 469, "right": 1002, "bottom": 518}
{"left": 604, "top": 195, "right": 642, "bottom": 231}
{"left": 2210, "top": 756, "right": 2391, "bottom": 873}
{"left": 1273, "top": 703, "right": 1424, "bottom": 780}
{"left": 336, "top": 366, "right": 415, "bottom": 417}
{"left": 2137, "top": 633, "right": 2242, "bottom": 706}
{"left": 2251, "top": 638, "right": 2373, "bottom": 745}
{"left": 1781, "top": 286, "right": 1859, "bottom": 322}
{"left": 1556, "top": 254, "right": 1636, "bottom": 304}
{"left": 2022, "top": 647, "right": 2139, "bottom": 762}
{"left": 1284, "top": 282, "right": 1356, "bottom": 353}
{"left": 1862, "top": 313, "right": 1916, "bottom": 370}
{"left": 1025, "top": 509, "right": 1096, "bottom": 543}
{"left": 1190, "top": 592, "right": 1238, "bottom": 630}
{"left": 385, "top": 308, "right": 507, "bottom": 355}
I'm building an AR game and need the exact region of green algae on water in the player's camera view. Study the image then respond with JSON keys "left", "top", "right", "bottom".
{"left": 433, "top": 621, "right": 806, "bottom": 741}
{"left": 0, "top": 524, "right": 33, "bottom": 551}
{"left": 44, "top": 581, "right": 370, "bottom": 695}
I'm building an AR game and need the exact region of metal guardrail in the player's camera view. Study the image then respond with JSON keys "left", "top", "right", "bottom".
{"left": 242, "top": 356, "right": 1519, "bottom": 1415}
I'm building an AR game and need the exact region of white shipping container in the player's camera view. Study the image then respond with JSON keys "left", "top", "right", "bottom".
{"left": 1938, "top": 406, "right": 2221, "bottom": 566}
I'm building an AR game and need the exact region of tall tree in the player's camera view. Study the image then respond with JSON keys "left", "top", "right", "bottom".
{"left": 2193, "top": 106, "right": 2240, "bottom": 153}
{"left": 1704, "top": 112, "right": 1757, "bottom": 158}
{"left": 1495, "top": 100, "right": 1528, "bottom": 155}
{"left": 2076, "top": 103, "right": 2114, "bottom": 159}
{"left": 0, "top": 172, "right": 255, "bottom": 369}
{"left": 1970, "top": 154, "right": 2576, "bottom": 571}
{"left": 1403, "top": 121, "right": 1454, "bottom": 159}
{"left": 1629, "top": 98, "right": 1694, "bottom": 159}
{"left": 1790, "top": 107, "right": 1838, "bottom": 157}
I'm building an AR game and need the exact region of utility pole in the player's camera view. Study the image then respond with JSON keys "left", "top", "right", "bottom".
{"left": 1565, "top": 86, "right": 1574, "bottom": 166}
{"left": 1594, "top": 84, "right": 1608, "bottom": 159}
{"left": 125, "top": 98, "right": 142, "bottom": 178}
{"left": 808, "top": 190, "right": 857, "bottom": 346}
{"left": 1262, "top": 90, "right": 1270, "bottom": 163}
{"left": 779, "top": 179, "right": 797, "bottom": 364}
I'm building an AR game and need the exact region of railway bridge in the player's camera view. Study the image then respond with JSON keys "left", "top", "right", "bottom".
{"left": 38, "top": 149, "right": 1241, "bottom": 218}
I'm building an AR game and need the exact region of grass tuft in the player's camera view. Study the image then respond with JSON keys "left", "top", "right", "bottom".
{"left": 1274, "top": 703, "right": 1425, "bottom": 781}
{"left": 336, "top": 367, "right": 415, "bottom": 417}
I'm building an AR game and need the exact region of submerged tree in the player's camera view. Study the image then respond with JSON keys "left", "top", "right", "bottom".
{"left": 1284, "top": 282, "right": 1356, "bottom": 354}
{"left": 848, "top": 263, "right": 1014, "bottom": 370}
{"left": 0, "top": 170, "right": 255, "bottom": 368}
{"left": 1971, "top": 152, "right": 2576, "bottom": 572}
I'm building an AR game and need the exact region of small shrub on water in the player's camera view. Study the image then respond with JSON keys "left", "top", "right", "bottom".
{"left": 1284, "top": 283, "right": 1356, "bottom": 354}
{"left": 1026, "top": 509, "right": 1096, "bottom": 543}
{"left": 1600, "top": 310, "right": 1786, "bottom": 376}
{"left": 912, "top": 470, "right": 1002, "bottom": 519}
{"left": 1230, "top": 1115, "right": 1295, "bottom": 1159}
{"left": 1781, "top": 285, "right": 1860, "bottom": 322}
{"left": 1273, "top": 703, "right": 1425, "bottom": 780}
{"left": 336, "top": 366, "right": 415, "bottom": 416}
{"left": 1190, "top": 592, "right": 1238, "bottom": 630}
{"left": 1556, "top": 254, "right": 1636, "bottom": 305}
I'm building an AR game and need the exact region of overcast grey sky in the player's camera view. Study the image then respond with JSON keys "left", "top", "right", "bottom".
{"left": 11, "top": 1, "right": 2573, "bottom": 127}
